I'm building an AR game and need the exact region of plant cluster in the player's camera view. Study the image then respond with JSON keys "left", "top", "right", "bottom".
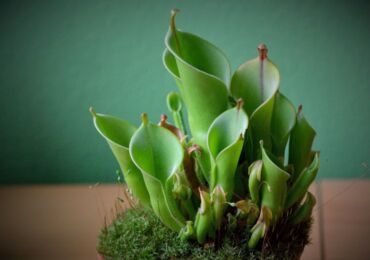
{"left": 98, "top": 207, "right": 311, "bottom": 259}
{"left": 91, "top": 9, "right": 319, "bottom": 251}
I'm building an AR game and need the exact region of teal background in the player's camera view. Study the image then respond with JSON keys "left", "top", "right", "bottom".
{"left": 1, "top": 0, "right": 369, "bottom": 184}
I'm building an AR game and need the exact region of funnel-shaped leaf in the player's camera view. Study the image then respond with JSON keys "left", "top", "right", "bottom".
{"left": 163, "top": 10, "right": 230, "bottom": 174}
{"left": 207, "top": 101, "right": 249, "bottom": 199}
{"left": 90, "top": 109, "right": 150, "bottom": 206}
{"left": 271, "top": 92, "right": 296, "bottom": 158}
{"left": 289, "top": 106, "right": 316, "bottom": 181}
{"left": 285, "top": 153, "right": 319, "bottom": 208}
{"left": 260, "top": 141, "right": 290, "bottom": 221}
{"left": 230, "top": 44, "right": 280, "bottom": 157}
{"left": 129, "top": 114, "right": 185, "bottom": 231}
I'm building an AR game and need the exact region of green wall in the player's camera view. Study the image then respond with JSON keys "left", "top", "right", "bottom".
{"left": 1, "top": 0, "right": 369, "bottom": 183}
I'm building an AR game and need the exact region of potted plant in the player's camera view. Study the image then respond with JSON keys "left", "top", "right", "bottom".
{"left": 91, "top": 9, "right": 319, "bottom": 259}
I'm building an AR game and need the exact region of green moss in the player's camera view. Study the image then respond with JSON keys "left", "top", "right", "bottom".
{"left": 98, "top": 208, "right": 312, "bottom": 260}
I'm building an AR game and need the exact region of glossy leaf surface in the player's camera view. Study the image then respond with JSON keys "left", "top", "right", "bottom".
{"left": 260, "top": 141, "right": 290, "bottom": 221}
{"left": 163, "top": 10, "right": 230, "bottom": 173}
{"left": 271, "top": 92, "right": 296, "bottom": 158}
{"left": 285, "top": 153, "right": 319, "bottom": 208}
{"left": 230, "top": 45, "right": 280, "bottom": 157}
{"left": 207, "top": 102, "right": 249, "bottom": 199}
{"left": 129, "top": 114, "right": 185, "bottom": 231}
{"left": 289, "top": 106, "right": 316, "bottom": 180}
{"left": 91, "top": 109, "right": 150, "bottom": 206}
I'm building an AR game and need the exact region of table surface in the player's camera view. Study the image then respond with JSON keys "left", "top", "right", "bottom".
{"left": 0, "top": 180, "right": 369, "bottom": 260}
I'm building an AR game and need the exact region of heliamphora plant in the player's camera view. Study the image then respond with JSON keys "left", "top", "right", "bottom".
{"left": 91, "top": 10, "right": 319, "bottom": 250}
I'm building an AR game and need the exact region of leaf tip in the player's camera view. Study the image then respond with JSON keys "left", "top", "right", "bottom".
{"left": 159, "top": 114, "right": 168, "bottom": 125}
{"left": 258, "top": 43, "right": 268, "bottom": 60}
{"left": 199, "top": 188, "right": 210, "bottom": 214}
{"left": 89, "top": 106, "right": 97, "bottom": 118}
{"left": 170, "top": 9, "right": 180, "bottom": 32}
{"left": 236, "top": 98, "right": 244, "bottom": 110}
{"left": 212, "top": 185, "right": 227, "bottom": 201}
{"left": 141, "top": 112, "right": 149, "bottom": 125}
{"left": 298, "top": 104, "right": 303, "bottom": 113}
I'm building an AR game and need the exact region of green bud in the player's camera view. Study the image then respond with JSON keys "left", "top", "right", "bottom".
{"left": 194, "top": 189, "right": 215, "bottom": 244}
{"left": 248, "top": 160, "right": 263, "bottom": 203}
{"left": 211, "top": 185, "right": 227, "bottom": 229}
{"left": 248, "top": 222, "right": 266, "bottom": 249}
{"left": 248, "top": 206, "right": 272, "bottom": 249}
{"left": 179, "top": 221, "right": 194, "bottom": 241}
